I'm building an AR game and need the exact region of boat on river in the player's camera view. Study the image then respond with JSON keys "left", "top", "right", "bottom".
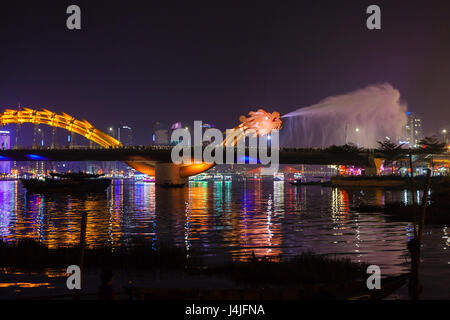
{"left": 20, "top": 172, "right": 111, "bottom": 194}
{"left": 289, "top": 180, "right": 322, "bottom": 186}
{"left": 289, "top": 178, "right": 330, "bottom": 187}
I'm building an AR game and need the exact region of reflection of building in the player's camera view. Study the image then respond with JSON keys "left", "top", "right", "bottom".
{"left": 401, "top": 112, "right": 423, "bottom": 148}
{"left": 118, "top": 125, "right": 132, "bottom": 146}
{"left": 0, "top": 130, "right": 11, "bottom": 174}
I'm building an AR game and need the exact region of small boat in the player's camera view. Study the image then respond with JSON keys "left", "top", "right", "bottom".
{"left": 189, "top": 173, "right": 212, "bottom": 181}
{"left": 134, "top": 174, "right": 155, "bottom": 183}
{"left": 289, "top": 180, "right": 322, "bottom": 186}
{"left": 273, "top": 173, "right": 285, "bottom": 181}
{"left": 21, "top": 172, "right": 111, "bottom": 194}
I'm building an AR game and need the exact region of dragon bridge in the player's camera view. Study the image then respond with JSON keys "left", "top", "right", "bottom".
{"left": 0, "top": 107, "right": 282, "bottom": 185}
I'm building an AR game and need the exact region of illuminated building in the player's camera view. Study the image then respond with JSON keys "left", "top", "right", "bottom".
{"left": 153, "top": 121, "right": 170, "bottom": 145}
{"left": 169, "top": 121, "right": 186, "bottom": 145}
{"left": 401, "top": 112, "right": 423, "bottom": 148}
{"left": 118, "top": 125, "right": 132, "bottom": 146}
{"left": 0, "top": 130, "right": 11, "bottom": 174}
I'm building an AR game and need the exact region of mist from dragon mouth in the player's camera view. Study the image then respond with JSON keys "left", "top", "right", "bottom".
{"left": 281, "top": 83, "right": 408, "bottom": 148}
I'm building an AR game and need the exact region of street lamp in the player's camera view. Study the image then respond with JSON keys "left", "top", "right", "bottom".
{"left": 442, "top": 129, "right": 447, "bottom": 144}
{"left": 355, "top": 128, "right": 360, "bottom": 146}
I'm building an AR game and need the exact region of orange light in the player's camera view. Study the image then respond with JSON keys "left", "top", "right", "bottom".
{"left": 0, "top": 108, "right": 122, "bottom": 148}
{"left": 180, "top": 163, "right": 215, "bottom": 177}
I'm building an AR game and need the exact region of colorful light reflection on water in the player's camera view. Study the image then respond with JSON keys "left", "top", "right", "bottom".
{"left": 0, "top": 179, "right": 449, "bottom": 298}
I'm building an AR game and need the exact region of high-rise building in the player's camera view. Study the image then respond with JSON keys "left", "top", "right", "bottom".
{"left": 401, "top": 112, "right": 423, "bottom": 148}
{"left": 118, "top": 125, "right": 132, "bottom": 146}
{"left": 153, "top": 122, "right": 170, "bottom": 145}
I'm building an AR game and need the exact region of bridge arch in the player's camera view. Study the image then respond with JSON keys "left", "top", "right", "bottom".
{"left": 0, "top": 108, "right": 161, "bottom": 176}
{"left": 0, "top": 108, "right": 122, "bottom": 148}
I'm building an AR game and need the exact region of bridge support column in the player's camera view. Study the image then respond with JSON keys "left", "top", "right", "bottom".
{"left": 155, "top": 163, "right": 187, "bottom": 187}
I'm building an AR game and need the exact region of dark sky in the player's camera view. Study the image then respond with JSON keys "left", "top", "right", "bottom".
{"left": 1, "top": 0, "right": 449, "bottom": 144}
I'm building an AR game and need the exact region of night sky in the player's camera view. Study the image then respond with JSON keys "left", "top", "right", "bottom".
{"left": 1, "top": 0, "right": 449, "bottom": 144}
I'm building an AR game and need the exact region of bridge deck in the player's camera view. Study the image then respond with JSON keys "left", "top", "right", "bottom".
{"left": 0, "top": 147, "right": 393, "bottom": 166}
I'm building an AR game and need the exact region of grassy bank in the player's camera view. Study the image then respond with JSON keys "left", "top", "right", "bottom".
{"left": 199, "top": 253, "right": 368, "bottom": 286}
{"left": 0, "top": 239, "right": 200, "bottom": 271}
{"left": 332, "top": 175, "right": 447, "bottom": 188}
{"left": 0, "top": 239, "right": 369, "bottom": 288}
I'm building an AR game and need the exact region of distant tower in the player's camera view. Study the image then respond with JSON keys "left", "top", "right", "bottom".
{"left": 118, "top": 125, "right": 132, "bottom": 146}
{"left": 404, "top": 112, "right": 423, "bottom": 148}
{"left": 153, "top": 122, "right": 170, "bottom": 145}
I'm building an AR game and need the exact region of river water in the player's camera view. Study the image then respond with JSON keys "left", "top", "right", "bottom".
{"left": 0, "top": 179, "right": 448, "bottom": 299}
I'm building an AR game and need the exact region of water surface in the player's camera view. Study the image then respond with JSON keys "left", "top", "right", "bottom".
{"left": 0, "top": 179, "right": 448, "bottom": 298}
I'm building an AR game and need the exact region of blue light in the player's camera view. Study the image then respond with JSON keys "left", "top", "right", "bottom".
{"left": 26, "top": 154, "right": 48, "bottom": 160}
{"left": 238, "top": 155, "right": 259, "bottom": 164}
{"left": 0, "top": 155, "right": 10, "bottom": 160}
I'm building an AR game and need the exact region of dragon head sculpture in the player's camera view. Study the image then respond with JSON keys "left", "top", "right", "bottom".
{"left": 238, "top": 109, "right": 283, "bottom": 136}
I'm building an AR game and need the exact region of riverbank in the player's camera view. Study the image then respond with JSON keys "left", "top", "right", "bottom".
{"left": 331, "top": 175, "right": 446, "bottom": 188}
{"left": 0, "top": 239, "right": 385, "bottom": 299}
{"left": 355, "top": 177, "right": 450, "bottom": 224}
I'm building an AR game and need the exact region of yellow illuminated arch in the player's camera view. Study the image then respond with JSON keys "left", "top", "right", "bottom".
{"left": 0, "top": 107, "right": 122, "bottom": 148}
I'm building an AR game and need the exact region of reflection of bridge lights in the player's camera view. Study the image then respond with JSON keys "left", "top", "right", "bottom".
{"left": 443, "top": 227, "right": 449, "bottom": 248}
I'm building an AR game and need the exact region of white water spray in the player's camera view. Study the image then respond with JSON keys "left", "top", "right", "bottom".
{"left": 281, "top": 83, "right": 408, "bottom": 148}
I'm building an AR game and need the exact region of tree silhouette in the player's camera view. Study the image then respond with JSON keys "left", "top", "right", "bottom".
{"left": 419, "top": 135, "right": 446, "bottom": 153}
{"left": 377, "top": 139, "right": 405, "bottom": 174}
{"left": 419, "top": 135, "right": 446, "bottom": 175}
{"left": 327, "top": 143, "right": 363, "bottom": 154}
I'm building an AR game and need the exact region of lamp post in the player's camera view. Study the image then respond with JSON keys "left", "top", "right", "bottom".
{"left": 355, "top": 128, "right": 360, "bottom": 147}
{"left": 442, "top": 129, "right": 447, "bottom": 145}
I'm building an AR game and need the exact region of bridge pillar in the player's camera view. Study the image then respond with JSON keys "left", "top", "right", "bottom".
{"left": 155, "top": 163, "right": 187, "bottom": 187}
